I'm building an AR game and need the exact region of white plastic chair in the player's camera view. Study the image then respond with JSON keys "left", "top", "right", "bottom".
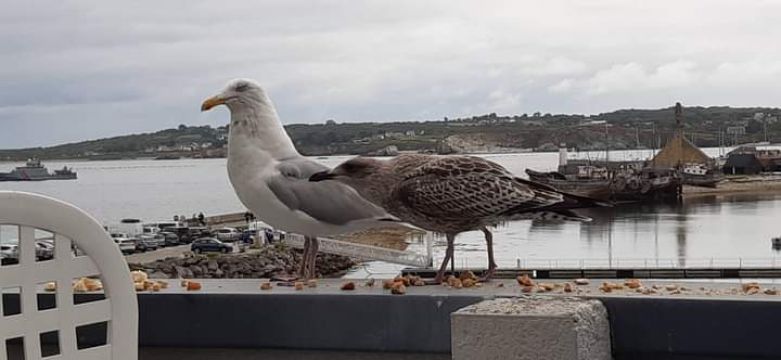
{"left": 0, "top": 191, "right": 137, "bottom": 360}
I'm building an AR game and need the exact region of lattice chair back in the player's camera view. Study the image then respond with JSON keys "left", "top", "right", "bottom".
{"left": 0, "top": 191, "right": 138, "bottom": 360}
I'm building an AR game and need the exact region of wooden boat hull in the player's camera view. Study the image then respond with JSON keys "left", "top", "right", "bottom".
{"left": 526, "top": 169, "right": 679, "bottom": 202}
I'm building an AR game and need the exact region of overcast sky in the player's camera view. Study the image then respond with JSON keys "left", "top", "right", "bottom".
{"left": 3, "top": 1, "right": 781, "bottom": 148}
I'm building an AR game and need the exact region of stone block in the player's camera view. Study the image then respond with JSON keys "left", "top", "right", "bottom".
{"left": 451, "top": 296, "right": 611, "bottom": 360}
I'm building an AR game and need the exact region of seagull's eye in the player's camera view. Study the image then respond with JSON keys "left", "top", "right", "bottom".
{"left": 234, "top": 83, "right": 249, "bottom": 92}
{"left": 341, "top": 161, "right": 369, "bottom": 176}
{"left": 343, "top": 162, "right": 363, "bottom": 173}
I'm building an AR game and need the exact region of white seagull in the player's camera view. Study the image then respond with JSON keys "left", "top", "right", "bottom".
{"left": 201, "top": 79, "right": 398, "bottom": 279}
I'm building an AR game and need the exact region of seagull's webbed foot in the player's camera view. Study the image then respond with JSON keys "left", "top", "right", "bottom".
{"left": 426, "top": 270, "right": 447, "bottom": 285}
{"left": 426, "top": 233, "right": 456, "bottom": 285}
{"left": 479, "top": 266, "right": 497, "bottom": 282}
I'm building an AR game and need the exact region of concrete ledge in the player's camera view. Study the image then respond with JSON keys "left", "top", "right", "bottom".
{"left": 601, "top": 296, "right": 781, "bottom": 359}
{"left": 10, "top": 279, "right": 781, "bottom": 358}
{"left": 451, "top": 297, "right": 611, "bottom": 360}
{"left": 138, "top": 293, "right": 484, "bottom": 353}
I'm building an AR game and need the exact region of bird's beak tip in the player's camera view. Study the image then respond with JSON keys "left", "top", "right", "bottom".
{"left": 201, "top": 96, "right": 225, "bottom": 112}
{"left": 309, "top": 171, "right": 335, "bottom": 182}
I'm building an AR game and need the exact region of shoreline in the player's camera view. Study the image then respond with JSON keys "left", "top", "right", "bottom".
{"left": 683, "top": 178, "right": 781, "bottom": 198}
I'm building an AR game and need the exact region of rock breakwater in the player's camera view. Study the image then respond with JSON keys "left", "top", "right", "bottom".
{"left": 131, "top": 245, "right": 356, "bottom": 279}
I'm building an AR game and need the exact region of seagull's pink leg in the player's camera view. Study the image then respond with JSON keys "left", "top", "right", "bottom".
{"left": 430, "top": 233, "right": 455, "bottom": 284}
{"left": 299, "top": 237, "right": 311, "bottom": 279}
{"left": 308, "top": 237, "right": 319, "bottom": 278}
{"left": 480, "top": 227, "right": 497, "bottom": 282}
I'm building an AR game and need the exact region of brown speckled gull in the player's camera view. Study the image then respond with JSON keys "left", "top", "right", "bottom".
{"left": 310, "top": 154, "right": 609, "bottom": 282}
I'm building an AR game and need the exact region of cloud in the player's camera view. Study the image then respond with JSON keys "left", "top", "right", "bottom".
{"left": 708, "top": 60, "right": 781, "bottom": 86}
{"left": 2, "top": 0, "right": 781, "bottom": 148}
{"left": 548, "top": 78, "right": 574, "bottom": 93}
{"left": 586, "top": 61, "right": 700, "bottom": 95}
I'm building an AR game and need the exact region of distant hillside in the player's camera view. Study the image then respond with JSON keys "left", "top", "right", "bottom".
{"left": 0, "top": 125, "right": 228, "bottom": 161}
{"left": 2, "top": 105, "right": 780, "bottom": 160}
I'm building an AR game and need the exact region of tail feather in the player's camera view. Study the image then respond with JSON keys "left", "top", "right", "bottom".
{"left": 515, "top": 177, "right": 613, "bottom": 208}
{"left": 500, "top": 177, "right": 612, "bottom": 221}
{"left": 504, "top": 210, "right": 592, "bottom": 222}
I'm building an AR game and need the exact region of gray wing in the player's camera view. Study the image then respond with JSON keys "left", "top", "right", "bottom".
{"left": 396, "top": 156, "right": 564, "bottom": 219}
{"left": 267, "top": 157, "right": 389, "bottom": 225}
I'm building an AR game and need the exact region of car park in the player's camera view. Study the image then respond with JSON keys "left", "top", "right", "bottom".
{"left": 190, "top": 237, "right": 233, "bottom": 254}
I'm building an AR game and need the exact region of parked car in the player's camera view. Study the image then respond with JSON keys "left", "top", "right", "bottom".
{"left": 155, "top": 221, "right": 187, "bottom": 231}
{"left": 159, "top": 231, "right": 180, "bottom": 246}
{"left": 1, "top": 244, "right": 19, "bottom": 264}
{"left": 152, "top": 234, "right": 166, "bottom": 248}
{"left": 186, "top": 227, "right": 211, "bottom": 242}
{"left": 135, "top": 234, "right": 161, "bottom": 252}
{"left": 110, "top": 232, "right": 137, "bottom": 254}
{"left": 169, "top": 227, "right": 191, "bottom": 243}
{"left": 239, "top": 230, "right": 256, "bottom": 244}
{"left": 38, "top": 238, "right": 55, "bottom": 249}
{"left": 35, "top": 241, "right": 55, "bottom": 260}
{"left": 142, "top": 225, "right": 160, "bottom": 235}
{"left": 214, "top": 227, "right": 241, "bottom": 242}
{"left": 191, "top": 237, "right": 233, "bottom": 254}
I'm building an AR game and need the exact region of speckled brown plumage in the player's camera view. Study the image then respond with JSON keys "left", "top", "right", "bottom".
{"left": 389, "top": 154, "right": 566, "bottom": 233}
{"left": 313, "top": 153, "right": 609, "bottom": 282}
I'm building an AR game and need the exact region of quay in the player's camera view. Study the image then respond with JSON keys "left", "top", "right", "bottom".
{"left": 403, "top": 266, "right": 781, "bottom": 279}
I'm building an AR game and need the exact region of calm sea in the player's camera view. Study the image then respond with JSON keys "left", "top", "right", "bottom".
{"left": 2, "top": 147, "right": 781, "bottom": 276}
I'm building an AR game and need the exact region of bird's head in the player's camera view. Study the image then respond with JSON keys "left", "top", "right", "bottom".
{"left": 200, "top": 78, "right": 297, "bottom": 157}
{"left": 201, "top": 79, "right": 266, "bottom": 113}
{"left": 310, "top": 157, "right": 388, "bottom": 202}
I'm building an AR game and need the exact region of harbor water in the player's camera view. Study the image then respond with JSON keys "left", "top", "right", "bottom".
{"left": 1, "top": 148, "right": 780, "bottom": 277}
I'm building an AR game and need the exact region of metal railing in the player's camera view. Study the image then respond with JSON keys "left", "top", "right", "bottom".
{"left": 515, "top": 257, "right": 781, "bottom": 269}
{"left": 283, "top": 234, "right": 432, "bottom": 268}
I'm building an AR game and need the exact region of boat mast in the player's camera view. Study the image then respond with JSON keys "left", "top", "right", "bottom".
{"left": 604, "top": 122, "right": 609, "bottom": 163}
{"left": 675, "top": 102, "right": 683, "bottom": 168}
{"left": 635, "top": 127, "right": 640, "bottom": 150}
{"left": 652, "top": 122, "right": 657, "bottom": 158}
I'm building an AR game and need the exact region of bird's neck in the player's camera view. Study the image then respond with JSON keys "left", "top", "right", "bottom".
{"left": 361, "top": 168, "right": 402, "bottom": 207}
{"left": 227, "top": 100, "right": 299, "bottom": 160}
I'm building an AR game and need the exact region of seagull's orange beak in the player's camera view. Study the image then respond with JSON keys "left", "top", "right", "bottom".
{"left": 201, "top": 95, "right": 225, "bottom": 111}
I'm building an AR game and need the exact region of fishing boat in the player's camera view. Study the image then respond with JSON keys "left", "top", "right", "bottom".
{"left": 526, "top": 164, "right": 679, "bottom": 202}
{"left": 0, "top": 158, "right": 77, "bottom": 181}
{"left": 680, "top": 163, "right": 723, "bottom": 188}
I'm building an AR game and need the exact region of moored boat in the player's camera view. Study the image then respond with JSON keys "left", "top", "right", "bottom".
{"left": 0, "top": 158, "right": 77, "bottom": 181}
{"left": 526, "top": 166, "right": 680, "bottom": 203}
{"left": 680, "top": 163, "right": 724, "bottom": 188}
